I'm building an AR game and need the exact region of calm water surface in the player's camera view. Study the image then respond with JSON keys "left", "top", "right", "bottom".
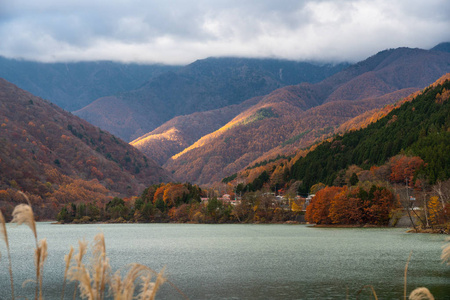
{"left": 0, "top": 223, "right": 449, "bottom": 299}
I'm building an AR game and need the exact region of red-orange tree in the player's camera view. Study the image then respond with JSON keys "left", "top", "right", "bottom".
{"left": 329, "top": 186, "right": 363, "bottom": 224}
{"left": 307, "top": 185, "right": 398, "bottom": 225}
{"left": 306, "top": 186, "right": 344, "bottom": 224}
{"left": 389, "top": 155, "right": 424, "bottom": 185}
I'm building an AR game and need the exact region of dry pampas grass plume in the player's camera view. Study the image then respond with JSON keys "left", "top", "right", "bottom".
{"left": 35, "top": 238, "right": 48, "bottom": 300}
{"left": 69, "top": 238, "right": 89, "bottom": 299}
{"left": 11, "top": 194, "right": 46, "bottom": 300}
{"left": 61, "top": 246, "right": 74, "bottom": 300}
{"left": 66, "top": 233, "right": 173, "bottom": 300}
{"left": 0, "top": 210, "right": 15, "bottom": 299}
{"left": 409, "top": 287, "right": 435, "bottom": 300}
{"left": 92, "top": 232, "right": 109, "bottom": 297}
{"left": 11, "top": 203, "right": 37, "bottom": 240}
{"left": 67, "top": 233, "right": 110, "bottom": 300}
{"left": 110, "top": 264, "right": 166, "bottom": 300}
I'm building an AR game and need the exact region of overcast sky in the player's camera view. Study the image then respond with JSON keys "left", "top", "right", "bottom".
{"left": 1, "top": 0, "right": 449, "bottom": 65}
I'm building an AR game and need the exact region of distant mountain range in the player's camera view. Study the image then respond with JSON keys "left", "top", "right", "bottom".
{"left": 0, "top": 57, "right": 179, "bottom": 111}
{"left": 150, "top": 45, "right": 450, "bottom": 184}
{"left": 0, "top": 79, "right": 171, "bottom": 218}
{"left": 74, "top": 58, "right": 349, "bottom": 141}
{"left": 1, "top": 42, "right": 449, "bottom": 188}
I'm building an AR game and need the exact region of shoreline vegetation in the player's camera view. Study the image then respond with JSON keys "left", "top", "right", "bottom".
{"left": 1, "top": 197, "right": 449, "bottom": 299}
{"left": 51, "top": 179, "right": 450, "bottom": 235}
{"left": 1, "top": 77, "right": 449, "bottom": 234}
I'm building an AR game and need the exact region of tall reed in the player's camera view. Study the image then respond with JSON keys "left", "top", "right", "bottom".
{"left": 11, "top": 200, "right": 48, "bottom": 300}
{"left": 2, "top": 201, "right": 174, "bottom": 300}
{"left": 61, "top": 246, "right": 74, "bottom": 300}
{"left": 0, "top": 210, "right": 15, "bottom": 299}
{"left": 109, "top": 264, "right": 166, "bottom": 300}
{"left": 65, "top": 232, "right": 172, "bottom": 300}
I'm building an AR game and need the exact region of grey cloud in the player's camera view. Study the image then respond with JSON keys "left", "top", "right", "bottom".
{"left": 0, "top": 0, "right": 449, "bottom": 64}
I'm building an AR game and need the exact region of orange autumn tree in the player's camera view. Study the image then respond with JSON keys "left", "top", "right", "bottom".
{"left": 163, "top": 184, "right": 189, "bottom": 207}
{"left": 153, "top": 183, "right": 172, "bottom": 204}
{"left": 428, "top": 196, "right": 443, "bottom": 226}
{"left": 306, "top": 186, "right": 344, "bottom": 224}
{"left": 389, "top": 155, "right": 425, "bottom": 185}
{"left": 307, "top": 185, "right": 398, "bottom": 225}
{"left": 329, "top": 186, "right": 361, "bottom": 224}
{"left": 362, "top": 186, "right": 398, "bottom": 225}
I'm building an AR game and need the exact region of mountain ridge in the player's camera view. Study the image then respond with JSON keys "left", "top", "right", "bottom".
{"left": 74, "top": 57, "right": 349, "bottom": 141}
{"left": 0, "top": 78, "right": 172, "bottom": 219}
{"left": 0, "top": 57, "right": 179, "bottom": 111}
{"left": 158, "top": 46, "right": 450, "bottom": 184}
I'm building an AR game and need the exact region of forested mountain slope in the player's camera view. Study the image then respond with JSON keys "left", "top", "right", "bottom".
{"left": 0, "top": 79, "right": 171, "bottom": 219}
{"left": 161, "top": 47, "right": 450, "bottom": 184}
{"left": 74, "top": 57, "right": 348, "bottom": 141}
{"left": 288, "top": 73, "right": 450, "bottom": 193}
{"left": 131, "top": 96, "right": 262, "bottom": 165}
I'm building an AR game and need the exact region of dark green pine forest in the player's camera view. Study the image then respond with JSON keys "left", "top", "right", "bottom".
{"left": 289, "top": 79, "right": 450, "bottom": 193}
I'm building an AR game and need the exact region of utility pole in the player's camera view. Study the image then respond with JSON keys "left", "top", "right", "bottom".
{"left": 405, "top": 178, "right": 418, "bottom": 231}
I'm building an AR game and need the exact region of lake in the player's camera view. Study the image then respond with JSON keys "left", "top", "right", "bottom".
{"left": 0, "top": 223, "right": 448, "bottom": 299}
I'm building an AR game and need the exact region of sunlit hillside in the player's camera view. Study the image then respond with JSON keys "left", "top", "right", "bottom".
{"left": 161, "top": 47, "right": 450, "bottom": 184}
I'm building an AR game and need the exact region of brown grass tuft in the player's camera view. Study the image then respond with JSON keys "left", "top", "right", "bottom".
{"left": 66, "top": 233, "right": 171, "bottom": 300}
{"left": 110, "top": 264, "right": 166, "bottom": 300}
{"left": 67, "top": 233, "right": 110, "bottom": 300}
{"left": 68, "top": 263, "right": 95, "bottom": 299}
{"left": 409, "top": 287, "right": 435, "bottom": 300}
{"left": 11, "top": 203, "right": 37, "bottom": 240}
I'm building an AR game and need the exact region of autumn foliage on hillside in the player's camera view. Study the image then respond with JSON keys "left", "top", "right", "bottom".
{"left": 218, "top": 75, "right": 450, "bottom": 228}
{"left": 159, "top": 48, "right": 450, "bottom": 185}
{"left": 288, "top": 76, "right": 450, "bottom": 193}
{"left": 0, "top": 78, "right": 171, "bottom": 219}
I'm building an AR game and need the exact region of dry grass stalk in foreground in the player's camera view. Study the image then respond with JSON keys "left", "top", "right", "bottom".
{"left": 409, "top": 287, "right": 435, "bottom": 300}
{"left": 65, "top": 232, "right": 172, "bottom": 300}
{"left": 72, "top": 239, "right": 89, "bottom": 299}
{"left": 11, "top": 202, "right": 47, "bottom": 300}
{"left": 67, "top": 233, "right": 111, "bottom": 300}
{"left": 0, "top": 210, "right": 15, "bottom": 299}
{"left": 109, "top": 264, "right": 166, "bottom": 300}
{"left": 2, "top": 198, "right": 170, "bottom": 300}
{"left": 441, "top": 237, "right": 450, "bottom": 266}
{"left": 61, "top": 246, "right": 74, "bottom": 300}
